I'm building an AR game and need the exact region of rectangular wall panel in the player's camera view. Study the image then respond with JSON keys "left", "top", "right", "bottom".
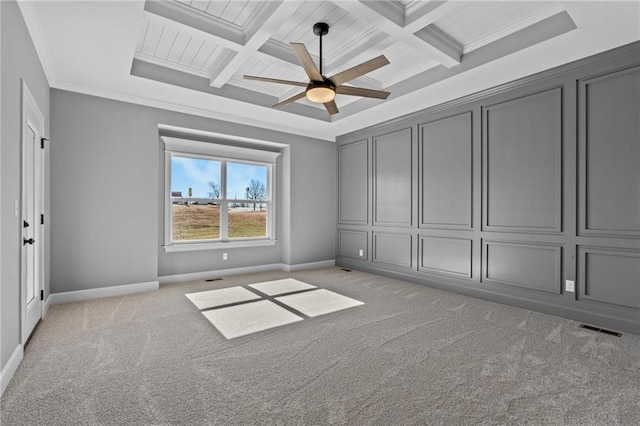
{"left": 373, "top": 233, "right": 412, "bottom": 267}
{"left": 483, "top": 241, "right": 562, "bottom": 294}
{"left": 335, "top": 44, "right": 640, "bottom": 334}
{"left": 419, "top": 236, "right": 472, "bottom": 278}
{"left": 373, "top": 128, "right": 412, "bottom": 226}
{"left": 483, "top": 88, "right": 562, "bottom": 233}
{"left": 338, "top": 230, "right": 368, "bottom": 260}
{"left": 419, "top": 112, "right": 472, "bottom": 230}
{"left": 338, "top": 140, "right": 369, "bottom": 224}
{"left": 578, "top": 247, "right": 640, "bottom": 309}
{"left": 579, "top": 67, "right": 640, "bottom": 238}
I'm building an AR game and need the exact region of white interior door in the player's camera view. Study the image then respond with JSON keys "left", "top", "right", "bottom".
{"left": 21, "top": 82, "right": 44, "bottom": 344}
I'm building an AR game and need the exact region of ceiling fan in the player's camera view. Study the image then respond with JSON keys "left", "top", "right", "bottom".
{"left": 244, "top": 22, "right": 391, "bottom": 115}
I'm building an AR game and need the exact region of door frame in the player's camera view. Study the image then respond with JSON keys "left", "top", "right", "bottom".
{"left": 21, "top": 80, "right": 45, "bottom": 345}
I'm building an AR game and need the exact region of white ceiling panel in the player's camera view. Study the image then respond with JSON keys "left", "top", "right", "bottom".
{"left": 136, "top": 18, "right": 239, "bottom": 76}
{"left": 190, "top": 42, "right": 219, "bottom": 70}
{"left": 165, "top": 32, "right": 192, "bottom": 63}
{"left": 271, "top": 1, "right": 340, "bottom": 48}
{"left": 242, "top": 57, "right": 307, "bottom": 83}
{"left": 202, "top": 45, "right": 236, "bottom": 71}
{"left": 218, "top": 2, "right": 247, "bottom": 24}
{"left": 322, "top": 16, "right": 373, "bottom": 64}
{"left": 154, "top": 26, "right": 180, "bottom": 60}
{"left": 435, "top": 1, "right": 563, "bottom": 53}
{"left": 233, "top": 56, "right": 308, "bottom": 97}
{"left": 172, "top": 0, "right": 265, "bottom": 28}
{"left": 135, "top": 20, "right": 149, "bottom": 53}
{"left": 234, "top": 2, "right": 265, "bottom": 28}
{"left": 268, "top": 1, "right": 388, "bottom": 75}
{"left": 178, "top": 37, "right": 206, "bottom": 66}
{"left": 202, "top": 1, "right": 226, "bottom": 16}
{"left": 19, "top": 0, "right": 640, "bottom": 139}
{"left": 139, "top": 19, "right": 165, "bottom": 56}
{"left": 130, "top": 0, "right": 636, "bottom": 124}
{"left": 366, "top": 41, "right": 439, "bottom": 86}
{"left": 192, "top": 1, "right": 212, "bottom": 13}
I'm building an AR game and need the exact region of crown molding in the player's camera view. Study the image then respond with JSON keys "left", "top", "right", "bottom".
{"left": 51, "top": 80, "right": 337, "bottom": 142}
{"left": 17, "top": 0, "right": 57, "bottom": 85}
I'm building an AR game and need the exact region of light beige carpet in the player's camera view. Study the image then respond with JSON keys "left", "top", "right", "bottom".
{"left": 2, "top": 267, "right": 639, "bottom": 425}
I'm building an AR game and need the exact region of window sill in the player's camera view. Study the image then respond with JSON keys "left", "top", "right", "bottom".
{"left": 163, "top": 239, "right": 277, "bottom": 253}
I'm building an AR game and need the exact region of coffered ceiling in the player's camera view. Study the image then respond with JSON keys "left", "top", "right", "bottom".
{"left": 18, "top": 1, "right": 640, "bottom": 141}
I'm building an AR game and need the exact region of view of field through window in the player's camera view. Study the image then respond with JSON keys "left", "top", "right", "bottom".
{"left": 171, "top": 156, "right": 268, "bottom": 241}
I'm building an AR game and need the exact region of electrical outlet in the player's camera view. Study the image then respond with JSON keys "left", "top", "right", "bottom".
{"left": 359, "top": 249, "right": 364, "bottom": 257}
{"left": 565, "top": 280, "right": 575, "bottom": 293}
{"left": 223, "top": 252, "right": 228, "bottom": 261}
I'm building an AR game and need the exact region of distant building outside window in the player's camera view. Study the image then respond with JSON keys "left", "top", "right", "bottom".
{"left": 162, "top": 136, "right": 279, "bottom": 252}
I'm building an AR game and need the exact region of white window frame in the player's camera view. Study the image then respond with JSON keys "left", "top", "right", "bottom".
{"left": 162, "top": 136, "right": 279, "bottom": 252}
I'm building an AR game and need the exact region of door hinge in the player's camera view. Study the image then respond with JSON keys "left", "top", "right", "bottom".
{"left": 40, "top": 137, "right": 49, "bottom": 149}
{"left": 41, "top": 214, "right": 44, "bottom": 225}
{"left": 40, "top": 290, "right": 44, "bottom": 301}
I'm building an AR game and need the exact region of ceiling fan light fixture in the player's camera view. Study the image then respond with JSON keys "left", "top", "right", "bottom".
{"left": 243, "top": 22, "right": 390, "bottom": 115}
{"left": 306, "top": 85, "right": 335, "bottom": 103}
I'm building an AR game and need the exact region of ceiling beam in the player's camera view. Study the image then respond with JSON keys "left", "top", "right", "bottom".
{"left": 143, "top": 7, "right": 303, "bottom": 83}
{"left": 403, "top": 1, "right": 467, "bottom": 33}
{"left": 209, "top": 1, "right": 300, "bottom": 88}
{"left": 414, "top": 26, "right": 463, "bottom": 65}
{"left": 338, "top": 0, "right": 462, "bottom": 68}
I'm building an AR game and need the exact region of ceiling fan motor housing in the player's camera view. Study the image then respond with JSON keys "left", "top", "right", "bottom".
{"left": 308, "top": 78, "right": 335, "bottom": 91}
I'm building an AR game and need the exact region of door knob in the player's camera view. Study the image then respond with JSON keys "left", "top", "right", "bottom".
{"left": 23, "top": 238, "right": 35, "bottom": 245}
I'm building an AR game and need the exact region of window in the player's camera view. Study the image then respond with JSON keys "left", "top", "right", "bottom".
{"left": 163, "top": 137, "right": 279, "bottom": 252}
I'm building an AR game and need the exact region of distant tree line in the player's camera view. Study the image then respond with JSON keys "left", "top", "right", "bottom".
{"left": 207, "top": 179, "right": 266, "bottom": 211}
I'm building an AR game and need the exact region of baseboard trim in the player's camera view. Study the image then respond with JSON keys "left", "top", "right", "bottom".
{"left": 159, "top": 264, "right": 283, "bottom": 284}
{"left": 283, "top": 259, "right": 336, "bottom": 272}
{"left": 50, "top": 281, "right": 159, "bottom": 304}
{"left": 43, "top": 293, "right": 53, "bottom": 317}
{"left": 159, "top": 260, "right": 336, "bottom": 284}
{"left": 1, "top": 344, "right": 23, "bottom": 397}
{"left": 338, "top": 259, "right": 640, "bottom": 335}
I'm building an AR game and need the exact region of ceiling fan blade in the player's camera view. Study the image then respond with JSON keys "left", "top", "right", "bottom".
{"left": 290, "top": 42, "right": 323, "bottom": 81}
{"left": 273, "top": 91, "right": 307, "bottom": 108}
{"left": 336, "top": 85, "right": 390, "bottom": 99}
{"left": 244, "top": 75, "right": 308, "bottom": 87}
{"left": 329, "top": 55, "right": 390, "bottom": 86}
{"left": 324, "top": 100, "right": 339, "bottom": 115}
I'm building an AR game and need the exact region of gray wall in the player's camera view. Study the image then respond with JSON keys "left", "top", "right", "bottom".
{"left": 50, "top": 90, "right": 336, "bottom": 290}
{"left": 336, "top": 42, "right": 640, "bottom": 334}
{"left": 1, "top": 0, "right": 51, "bottom": 368}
